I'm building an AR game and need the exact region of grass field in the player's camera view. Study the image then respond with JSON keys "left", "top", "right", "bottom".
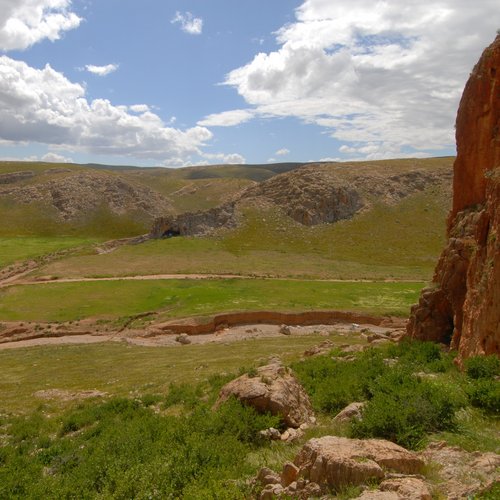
{"left": 0, "top": 279, "right": 423, "bottom": 322}
{"left": 0, "top": 333, "right": 354, "bottom": 413}
{"left": 0, "top": 237, "right": 99, "bottom": 267}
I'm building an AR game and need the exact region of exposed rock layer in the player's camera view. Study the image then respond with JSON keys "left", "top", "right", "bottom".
{"left": 0, "top": 170, "right": 172, "bottom": 221}
{"left": 407, "top": 36, "right": 500, "bottom": 363}
{"left": 150, "top": 160, "right": 452, "bottom": 237}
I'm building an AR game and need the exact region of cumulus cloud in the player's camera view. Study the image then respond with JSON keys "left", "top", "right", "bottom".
{"left": 0, "top": 0, "right": 81, "bottom": 51}
{"left": 171, "top": 11, "right": 203, "bottom": 35}
{"left": 275, "top": 148, "right": 290, "bottom": 156}
{"left": 221, "top": 0, "right": 499, "bottom": 159}
{"left": 0, "top": 56, "right": 212, "bottom": 163}
{"left": 42, "top": 151, "right": 73, "bottom": 163}
{"left": 201, "top": 152, "right": 246, "bottom": 164}
{"left": 129, "top": 104, "right": 150, "bottom": 113}
{"left": 198, "top": 109, "right": 254, "bottom": 127}
{"left": 85, "top": 63, "right": 119, "bottom": 76}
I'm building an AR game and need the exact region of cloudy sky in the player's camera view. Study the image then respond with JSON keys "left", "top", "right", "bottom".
{"left": 0, "top": 0, "right": 498, "bottom": 167}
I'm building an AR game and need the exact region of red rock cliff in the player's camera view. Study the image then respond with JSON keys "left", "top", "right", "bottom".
{"left": 407, "top": 36, "right": 500, "bottom": 365}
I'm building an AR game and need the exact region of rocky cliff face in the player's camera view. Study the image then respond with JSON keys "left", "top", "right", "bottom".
{"left": 407, "top": 36, "right": 500, "bottom": 364}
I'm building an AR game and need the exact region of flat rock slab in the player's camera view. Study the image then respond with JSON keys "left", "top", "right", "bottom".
{"left": 294, "top": 436, "right": 424, "bottom": 490}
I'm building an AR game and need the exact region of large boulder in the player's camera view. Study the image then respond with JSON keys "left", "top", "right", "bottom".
{"left": 294, "top": 436, "right": 424, "bottom": 490}
{"left": 406, "top": 35, "right": 500, "bottom": 364}
{"left": 214, "top": 361, "right": 314, "bottom": 428}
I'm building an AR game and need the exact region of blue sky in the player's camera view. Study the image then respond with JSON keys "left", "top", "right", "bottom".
{"left": 0, "top": 0, "right": 498, "bottom": 167}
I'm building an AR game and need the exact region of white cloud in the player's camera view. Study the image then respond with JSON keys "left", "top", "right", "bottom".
{"left": 275, "top": 148, "right": 290, "bottom": 156}
{"left": 85, "top": 63, "right": 119, "bottom": 76}
{"left": 222, "top": 0, "right": 499, "bottom": 159}
{"left": 198, "top": 109, "right": 254, "bottom": 127}
{"left": 0, "top": 0, "right": 81, "bottom": 51}
{"left": 42, "top": 151, "right": 73, "bottom": 163}
{"left": 0, "top": 56, "right": 212, "bottom": 163}
{"left": 202, "top": 152, "right": 246, "bottom": 164}
{"left": 171, "top": 11, "right": 203, "bottom": 35}
{"left": 129, "top": 104, "right": 150, "bottom": 113}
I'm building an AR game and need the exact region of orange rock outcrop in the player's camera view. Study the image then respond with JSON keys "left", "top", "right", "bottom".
{"left": 407, "top": 36, "right": 500, "bottom": 364}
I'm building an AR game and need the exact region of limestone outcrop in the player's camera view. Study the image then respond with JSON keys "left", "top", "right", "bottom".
{"left": 214, "top": 361, "right": 314, "bottom": 428}
{"left": 150, "top": 202, "right": 237, "bottom": 237}
{"left": 150, "top": 158, "right": 452, "bottom": 237}
{"left": 407, "top": 35, "right": 500, "bottom": 364}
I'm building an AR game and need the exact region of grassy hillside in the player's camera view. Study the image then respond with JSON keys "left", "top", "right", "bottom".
{"left": 31, "top": 184, "right": 449, "bottom": 281}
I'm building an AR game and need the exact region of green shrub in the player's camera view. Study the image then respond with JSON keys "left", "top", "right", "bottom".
{"left": 386, "top": 339, "right": 455, "bottom": 373}
{"left": 164, "top": 382, "right": 203, "bottom": 409}
{"left": 465, "top": 355, "right": 500, "bottom": 380}
{"left": 292, "top": 349, "right": 387, "bottom": 414}
{"left": 467, "top": 379, "right": 500, "bottom": 413}
{"left": 351, "top": 367, "right": 462, "bottom": 449}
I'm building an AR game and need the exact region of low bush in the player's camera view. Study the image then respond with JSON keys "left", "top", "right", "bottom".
{"left": 292, "top": 349, "right": 387, "bottom": 414}
{"left": 351, "top": 367, "right": 463, "bottom": 449}
{"left": 467, "top": 379, "right": 500, "bottom": 413}
{"left": 465, "top": 355, "right": 500, "bottom": 380}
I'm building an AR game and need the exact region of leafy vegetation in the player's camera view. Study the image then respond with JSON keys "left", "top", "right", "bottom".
{"left": 0, "top": 396, "right": 277, "bottom": 499}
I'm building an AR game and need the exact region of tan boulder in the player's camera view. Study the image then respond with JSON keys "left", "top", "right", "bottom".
{"left": 333, "top": 402, "right": 365, "bottom": 423}
{"left": 214, "top": 361, "right": 314, "bottom": 428}
{"left": 294, "top": 436, "right": 424, "bottom": 490}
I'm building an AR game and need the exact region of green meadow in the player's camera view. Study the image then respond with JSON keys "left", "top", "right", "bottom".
{"left": 0, "top": 279, "right": 422, "bottom": 322}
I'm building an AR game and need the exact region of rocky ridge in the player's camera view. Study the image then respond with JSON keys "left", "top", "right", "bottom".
{"left": 150, "top": 159, "right": 452, "bottom": 237}
{"left": 0, "top": 169, "right": 172, "bottom": 221}
{"left": 407, "top": 35, "right": 500, "bottom": 363}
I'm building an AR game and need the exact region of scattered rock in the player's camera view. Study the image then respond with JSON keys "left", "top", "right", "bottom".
{"left": 279, "top": 324, "right": 291, "bottom": 335}
{"left": 281, "top": 462, "right": 299, "bottom": 486}
{"left": 333, "top": 402, "right": 365, "bottom": 423}
{"left": 303, "top": 339, "right": 333, "bottom": 357}
{"left": 420, "top": 440, "right": 500, "bottom": 498}
{"left": 257, "top": 467, "right": 281, "bottom": 486}
{"left": 367, "top": 332, "right": 391, "bottom": 343}
{"left": 379, "top": 477, "right": 432, "bottom": 499}
{"left": 34, "top": 389, "right": 107, "bottom": 401}
{"left": 214, "top": 361, "right": 314, "bottom": 428}
{"left": 175, "top": 333, "right": 191, "bottom": 344}
{"left": 259, "top": 427, "right": 281, "bottom": 441}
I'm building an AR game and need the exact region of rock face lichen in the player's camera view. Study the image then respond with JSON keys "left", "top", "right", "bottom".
{"left": 407, "top": 36, "right": 500, "bottom": 364}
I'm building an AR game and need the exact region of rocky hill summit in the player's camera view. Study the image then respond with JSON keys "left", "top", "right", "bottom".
{"left": 0, "top": 169, "right": 172, "bottom": 221}
{"left": 151, "top": 158, "right": 452, "bottom": 237}
{"left": 407, "top": 35, "right": 500, "bottom": 364}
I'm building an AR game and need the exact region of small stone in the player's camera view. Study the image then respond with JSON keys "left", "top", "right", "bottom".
{"left": 281, "top": 462, "right": 300, "bottom": 486}
{"left": 279, "top": 324, "right": 292, "bottom": 335}
{"left": 175, "top": 333, "right": 191, "bottom": 344}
